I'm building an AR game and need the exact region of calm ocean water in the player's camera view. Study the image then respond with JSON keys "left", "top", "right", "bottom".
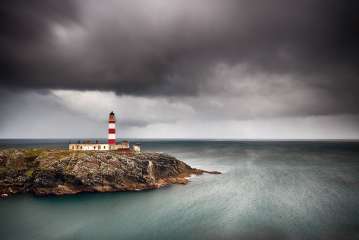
{"left": 1, "top": 139, "right": 359, "bottom": 240}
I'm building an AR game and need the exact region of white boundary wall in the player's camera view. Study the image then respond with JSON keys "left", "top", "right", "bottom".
{"left": 69, "top": 144, "right": 110, "bottom": 151}
{"left": 69, "top": 142, "right": 135, "bottom": 151}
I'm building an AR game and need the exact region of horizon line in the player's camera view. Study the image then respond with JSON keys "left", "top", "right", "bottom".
{"left": 1, "top": 137, "right": 359, "bottom": 142}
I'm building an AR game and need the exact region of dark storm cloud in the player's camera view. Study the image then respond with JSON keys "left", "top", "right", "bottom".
{"left": 0, "top": 0, "right": 358, "bottom": 114}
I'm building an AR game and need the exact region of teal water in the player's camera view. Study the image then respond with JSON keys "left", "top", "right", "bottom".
{"left": 1, "top": 140, "right": 359, "bottom": 240}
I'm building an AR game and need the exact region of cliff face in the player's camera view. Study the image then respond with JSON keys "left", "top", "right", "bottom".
{"left": 0, "top": 149, "right": 219, "bottom": 196}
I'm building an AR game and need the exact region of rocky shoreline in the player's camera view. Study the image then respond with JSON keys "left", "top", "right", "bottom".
{"left": 0, "top": 149, "right": 220, "bottom": 197}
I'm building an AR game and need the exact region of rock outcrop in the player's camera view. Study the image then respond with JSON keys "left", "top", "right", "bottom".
{"left": 0, "top": 149, "right": 220, "bottom": 197}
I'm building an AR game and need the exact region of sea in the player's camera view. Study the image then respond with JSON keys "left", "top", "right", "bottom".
{"left": 1, "top": 139, "right": 359, "bottom": 240}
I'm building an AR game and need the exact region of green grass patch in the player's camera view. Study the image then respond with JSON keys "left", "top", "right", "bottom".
{"left": 24, "top": 149, "right": 43, "bottom": 160}
{"left": 25, "top": 169, "right": 34, "bottom": 177}
{"left": 0, "top": 166, "right": 8, "bottom": 175}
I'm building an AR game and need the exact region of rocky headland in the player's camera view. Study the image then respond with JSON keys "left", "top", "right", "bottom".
{"left": 0, "top": 149, "right": 220, "bottom": 197}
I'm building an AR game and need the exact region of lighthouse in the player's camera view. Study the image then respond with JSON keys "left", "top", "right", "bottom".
{"left": 108, "top": 111, "right": 116, "bottom": 145}
{"left": 68, "top": 111, "right": 140, "bottom": 152}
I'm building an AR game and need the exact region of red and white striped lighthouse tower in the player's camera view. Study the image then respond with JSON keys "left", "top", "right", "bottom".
{"left": 108, "top": 111, "right": 116, "bottom": 145}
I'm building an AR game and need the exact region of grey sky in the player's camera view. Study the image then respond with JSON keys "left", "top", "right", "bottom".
{"left": 1, "top": 0, "right": 358, "bottom": 138}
